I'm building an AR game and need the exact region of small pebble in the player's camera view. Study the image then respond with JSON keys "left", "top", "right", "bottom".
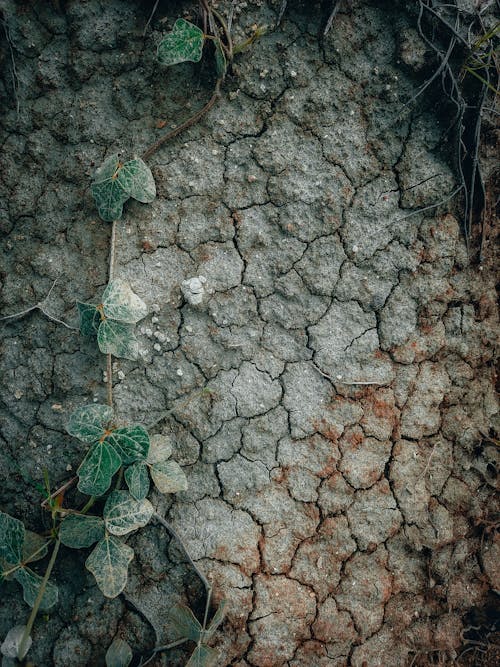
{"left": 151, "top": 303, "right": 160, "bottom": 313}
{"left": 176, "top": 368, "right": 183, "bottom": 376}
{"left": 152, "top": 316, "right": 159, "bottom": 324}
{"left": 117, "top": 370, "right": 125, "bottom": 380}
{"left": 153, "top": 343, "right": 161, "bottom": 352}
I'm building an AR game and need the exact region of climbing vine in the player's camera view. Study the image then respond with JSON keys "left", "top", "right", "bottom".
{"left": 0, "top": 4, "right": 261, "bottom": 664}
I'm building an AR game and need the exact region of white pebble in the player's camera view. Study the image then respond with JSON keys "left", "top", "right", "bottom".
{"left": 153, "top": 343, "right": 161, "bottom": 352}
{"left": 152, "top": 316, "right": 159, "bottom": 324}
{"left": 117, "top": 370, "right": 125, "bottom": 380}
{"left": 151, "top": 303, "right": 160, "bottom": 313}
{"left": 176, "top": 368, "right": 184, "bottom": 376}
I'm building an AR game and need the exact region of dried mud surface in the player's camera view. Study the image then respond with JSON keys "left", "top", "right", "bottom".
{"left": 0, "top": 1, "right": 498, "bottom": 665}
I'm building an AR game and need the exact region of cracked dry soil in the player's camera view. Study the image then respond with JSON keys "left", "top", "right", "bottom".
{"left": 0, "top": 1, "right": 498, "bottom": 665}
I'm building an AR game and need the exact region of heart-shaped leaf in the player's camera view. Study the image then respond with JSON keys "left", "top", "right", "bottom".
{"left": 77, "top": 302, "right": 101, "bottom": 337}
{"left": 77, "top": 441, "right": 122, "bottom": 497}
{"left": 169, "top": 604, "right": 202, "bottom": 642}
{"left": 59, "top": 514, "right": 105, "bottom": 549}
{"left": 86, "top": 534, "right": 134, "bottom": 598}
{"left": 0, "top": 513, "right": 24, "bottom": 565}
{"left": 106, "top": 426, "right": 149, "bottom": 465}
{"left": 185, "top": 644, "right": 218, "bottom": 667}
{"left": 67, "top": 404, "right": 112, "bottom": 443}
{"left": 14, "top": 567, "right": 59, "bottom": 610}
{"left": 104, "top": 491, "right": 153, "bottom": 536}
{"left": 146, "top": 434, "right": 173, "bottom": 465}
{"left": 151, "top": 460, "right": 188, "bottom": 494}
{"left": 116, "top": 159, "right": 156, "bottom": 204}
{"left": 102, "top": 279, "right": 148, "bottom": 324}
{"left": 93, "top": 154, "right": 122, "bottom": 182}
{"left": 97, "top": 319, "right": 140, "bottom": 360}
{"left": 105, "top": 637, "right": 133, "bottom": 667}
{"left": 124, "top": 463, "right": 150, "bottom": 501}
{"left": 1, "top": 625, "right": 31, "bottom": 660}
{"left": 91, "top": 178, "right": 129, "bottom": 223}
{"left": 157, "top": 18, "right": 205, "bottom": 66}
{"left": 22, "top": 531, "right": 48, "bottom": 564}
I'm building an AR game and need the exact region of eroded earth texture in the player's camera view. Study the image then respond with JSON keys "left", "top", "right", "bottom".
{"left": 0, "top": 1, "right": 498, "bottom": 665}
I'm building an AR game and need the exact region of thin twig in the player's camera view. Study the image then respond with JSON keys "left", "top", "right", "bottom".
{"left": 142, "top": 79, "right": 222, "bottom": 161}
{"left": 40, "top": 476, "right": 77, "bottom": 509}
{"left": 143, "top": 0, "right": 160, "bottom": 37}
{"left": 18, "top": 538, "right": 61, "bottom": 661}
{"left": 0, "top": 278, "right": 77, "bottom": 331}
{"left": 153, "top": 512, "right": 211, "bottom": 595}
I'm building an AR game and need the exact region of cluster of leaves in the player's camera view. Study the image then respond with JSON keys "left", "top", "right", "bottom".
{"left": 157, "top": 17, "right": 227, "bottom": 78}
{"left": 66, "top": 404, "right": 187, "bottom": 500}
{"left": 61, "top": 404, "right": 187, "bottom": 597}
{"left": 170, "top": 602, "right": 227, "bottom": 667}
{"left": 91, "top": 155, "right": 156, "bottom": 222}
{"left": 0, "top": 513, "right": 57, "bottom": 611}
{"left": 77, "top": 279, "right": 147, "bottom": 360}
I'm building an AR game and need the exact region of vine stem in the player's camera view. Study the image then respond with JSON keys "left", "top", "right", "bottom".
{"left": 17, "top": 537, "right": 61, "bottom": 661}
{"left": 142, "top": 79, "right": 222, "bottom": 161}
{"left": 106, "top": 219, "right": 118, "bottom": 408}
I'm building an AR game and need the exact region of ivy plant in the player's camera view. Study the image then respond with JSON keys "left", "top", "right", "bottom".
{"left": 91, "top": 155, "right": 156, "bottom": 222}
{"left": 66, "top": 404, "right": 150, "bottom": 496}
{"left": 0, "top": 513, "right": 57, "bottom": 611}
{"left": 77, "top": 278, "right": 147, "bottom": 360}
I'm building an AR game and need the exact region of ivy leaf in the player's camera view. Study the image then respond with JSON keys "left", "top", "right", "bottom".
{"left": 185, "top": 644, "right": 218, "bottom": 667}
{"left": 22, "top": 531, "right": 48, "bottom": 564}
{"left": 117, "top": 159, "right": 156, "bottom": 204}
{"left": 14, "top": 567, "right": 58, "bottom": 610}
{"left": 77, "top": 302, "right": 101, "bottom": 337}
{"left": 106, "top": 426, "right": 150, "bottom": 465}
{"left": 59, "top": 515, "right": 105, "bottom": 549}
{"left": 124, "top": 463, "right": 150, "bottom": 501}
{"left": 0, "top": 513, "right": 24, "bottom": 565}
{"left": 86, "top": 534, "right": 134, "bottom": 598}
{"left": 66, "top": 404, "right": 112, "bottom": 444}
{"left": 104, "top": 491, "right": 153, "bottom": 537}
{"left": 97, "top": 319, "right": 140, "bottom": 360}
{"left": 169, "top": 604, "right": 202, "bottom": 642}
{"left": 77, "top": 441, "right": 122, "bottom": 497}
{"left": 205, "top": 599, "right": 227, "bottom": 638}
{"left": 157, "top": 18, "right": 205, "bottom": 67}
{"left": 102, "top": 279, "right": 148, "bottom": 324}
{"left": 150, "top": 460, "right": 188, "bottom": 494}
{"left": 91, "top": 178, "right": 129, "bottom": 223}
{"left": 146, "top": 434, "right": 173, "bottom": 465}
{"left": 93, "top": 154, "right": 121, "bottom": 182}
{"left": 105, "top": 637, "right": 133, "bottom": 667}
{"left": 1, "top": 625, "right": 32, "bottom": 660}
{"left": 214, "top": 39, "right": 227, "bottom": 78}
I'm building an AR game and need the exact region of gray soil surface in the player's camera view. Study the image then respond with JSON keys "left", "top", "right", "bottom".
{"left": 0, "top": 1, "right": 498, "bottom": 665}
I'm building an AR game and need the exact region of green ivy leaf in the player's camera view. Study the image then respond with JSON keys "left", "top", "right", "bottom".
{"left": 91, "top": 178, "right": 129, "bottom": 223}
{"left": 14, "top": 567, "right": 59, "bottom": 611}
{"left": 116, "top": 159, "right": 156, "bottom": 204}
{"left": 97, "top": 319, "right": 140, "bottom": 360}
{"left": 146, "top": 434, "right": 173, "bottom": 465}
{"left": 150, "top": 460, "right": 188, "bottom": 494}
{"left": 0, "top": 512, "right": 24, "bottom": 565}
{"left": 185, "top": 644, "right": 218, "bottom": 667}
{"left": 105, "top": 637, "right": 133, "bottom": 667}
{"left": 66, "top": 404, "right": 112, "bottom": 444}
{"left": 124, "top": 463, "right": 150, "bottom": 501}
{"left": 59, "top": 515, "right": 105, "bottom": 549}
{"left": 157, "top": 18, "right": 205, "bottom": 67}
{"left": 22, "top": 531, "right": 48, "bottom": 564}
{"left": 94, "top": 154, "right": 121, "bottom": 182}
{"left": 105, "top": 426, "right": 149, "bottom": 465}
{"left": 104, "top": 491, "right": 153, "bottom": 537}
{"left": 169, "top": 604, "right": 202, "bottom": 642}
{"left": 77, "top": 441, "right": 122, "bottom": 497}
{"left": 86, "top": 534, "right": 134, "bottom": 598}
{"left": 214, "top": 39, "right": 227, "bottom": 78}
{"left": 102, "top": 279, "right": 148, "bottom": 324}
{"left": 77, "top": 302, "right": 101, "bottom": 337}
